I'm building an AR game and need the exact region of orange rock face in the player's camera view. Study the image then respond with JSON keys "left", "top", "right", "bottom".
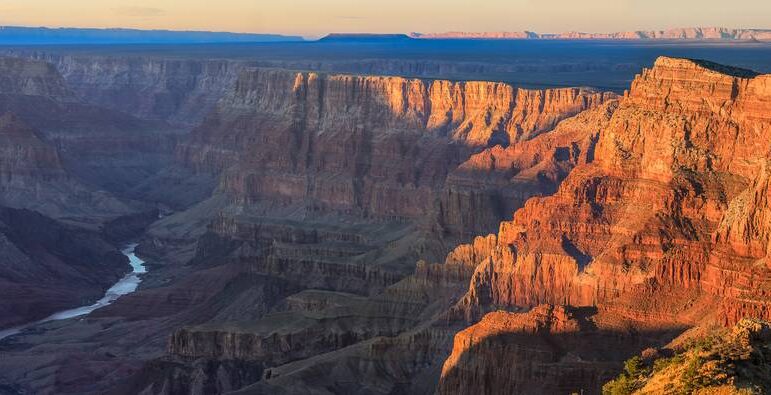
{"left": 440, "top": 56, "right": 771, "bottom": 393}
{"left": 450, "top": 57, "right": 771, "bottom": 321}
{"left": 178, "top": 68, "right": 612, "bottom": 225}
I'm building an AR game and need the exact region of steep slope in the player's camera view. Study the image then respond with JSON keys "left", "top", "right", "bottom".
{"left": 438, "top": 56, "right": 771, "bottom": 394}
{"left": 95, "top": 71, "right": 615, "bottom": 394}
{"left": 603, "top": 319, "right": 771, "bottom": 395}
{"left": 178, "top": 68, "right": 612, "bottom": 224}
{"left": 0, "top": 56, "right": 190, "bottom": 217}
{"left": 34, "top": 54, "right": 244, "bottom": 126}
{"left": 441, "top": 100, "right": 618, "bottom": 236}
{"left": 0, "top": 113, "right": 131, "bottom": 219}
{"left": 0, "top": 57, "right": 73, "bottom": 98}
{"left": 0, "top": 206, "right": 128, "bottom": 327}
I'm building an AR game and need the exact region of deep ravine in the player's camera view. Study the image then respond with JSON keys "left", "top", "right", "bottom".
{"left": 0, "top": 244, "right": 147, "bottom": 341}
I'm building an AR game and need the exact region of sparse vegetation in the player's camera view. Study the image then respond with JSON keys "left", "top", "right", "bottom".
{"left": 602, "top": 356, "right": 651, "bottom": 395}
{"left": 602, "top": 319, "right": 771, "bottom": 395}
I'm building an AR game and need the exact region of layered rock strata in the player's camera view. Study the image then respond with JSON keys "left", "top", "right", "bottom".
{"left": 439, "top": 56, "right": 771, "bottom": 394}
{"left": 178, "top": 68, "right": 613, "bottom": 227}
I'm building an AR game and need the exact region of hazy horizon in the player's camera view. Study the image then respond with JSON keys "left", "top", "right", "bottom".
{"left": 1, "top": 0, "right": 770, "bottom": 37}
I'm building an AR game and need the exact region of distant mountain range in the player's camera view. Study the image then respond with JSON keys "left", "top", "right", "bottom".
{"left": 3, "top": 26, "right": 770, "bottom": 45}
{"left": 0, "top": 26, "right": 303, "bottom": 44}
{"left": 318, "top": 33, "right": 412, "bottom": 42}
{"left": 410, "top": 27, "right": 771, "bottom": 41}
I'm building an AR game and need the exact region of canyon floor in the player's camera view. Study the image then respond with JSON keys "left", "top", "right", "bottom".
{"left": 0, "top": 40, "right": 769, "bottom": 395}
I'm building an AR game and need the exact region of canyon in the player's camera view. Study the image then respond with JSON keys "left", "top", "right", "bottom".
{"left": 0, "top": 39, "right": 768, "bottom": 395}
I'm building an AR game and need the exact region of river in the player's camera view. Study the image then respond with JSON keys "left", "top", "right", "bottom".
{"left": 0, "top": 243, "right": 146, "bottom": 341}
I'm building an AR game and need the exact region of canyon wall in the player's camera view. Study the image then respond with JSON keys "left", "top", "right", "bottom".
{"left": 117, "top": 68, "right": 615, "bottom": 394}
{"left": 438, "top": 56, "right": 771, "bottom": 394}
{"left": 34, "top": 55, "right": 244, "bottom": 126}
{"left": 0, "top": 56, "right": 192, "bottom": 216}
{"left": 178, "top": 68, "right": 613, "bottom": 227}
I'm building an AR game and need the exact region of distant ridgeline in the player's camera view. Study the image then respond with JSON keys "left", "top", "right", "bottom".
{"left": 0, "top": 26, "right": 304, "bottom": 44}
{"left": 317, "top": 33, "right": 414, "bottom": 42}
{"left": 410, "top": 27, "right": 771, "bottom": 40}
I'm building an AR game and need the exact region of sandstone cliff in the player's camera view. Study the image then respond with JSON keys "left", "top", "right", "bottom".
{"left": 0, "top": 57, "right": 72, "bottom": 98}
{"left": 438, "top": 56, "right": 771, "bottom": 394}
{"left": 178, "top": 68, "right": 612, "bottom": 225}
{"left": 437, "top": 305, "right": 685, "bottom": 395}
{"left": 120, "top": 67, "right": 615, "bottom": 392}
{"left": 448, "top": 56, "right": 771, "bottom": 321}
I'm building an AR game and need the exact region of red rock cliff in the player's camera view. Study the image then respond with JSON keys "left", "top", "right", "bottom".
{"left": 439, "top": 56, "right": 771, "bottom": 394}
{"left": 447, "top": 57, "right": 771, "bottom": 323}
{"left": 178, "top": 68, "right": 613, "bottom": 224}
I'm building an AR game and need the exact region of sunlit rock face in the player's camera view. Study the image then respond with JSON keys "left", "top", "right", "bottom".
{"left": 120, "top": 69, "right": 614, "bottom": 394}
{"left": 439, "top": 57, "right": 771, "bottom": 394}
{"left": 177, "top": 68, "right": 613, "bottom": 228}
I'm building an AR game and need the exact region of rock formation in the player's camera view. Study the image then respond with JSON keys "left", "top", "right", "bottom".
{"left": 178, "top": 68, "right": 612, "bottom": 225}
{"left": 603, "top": 318, "right": 771, "bottom": 394}
{"left": 31, "top": 54, "right": 244, "bottom": 125}
{"left": 2, "top": 52, "right": 770, "bottom": 395}
{"left": 438, "top": 56, "right": 771, "bottom": 393}
{"left": 110, "top": 68, "right": 613, "bottom": 394}
{"left": 0, "top": 56, "right": 191, "bottom": 219}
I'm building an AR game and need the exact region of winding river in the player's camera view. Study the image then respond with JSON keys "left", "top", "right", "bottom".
{"left": 0, "top": 244, "right": 146, "bottom": 341}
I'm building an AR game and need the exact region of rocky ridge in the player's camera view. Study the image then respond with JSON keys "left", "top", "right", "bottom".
{"left": 437, "top": 56, "right": 771, "bottom": 393}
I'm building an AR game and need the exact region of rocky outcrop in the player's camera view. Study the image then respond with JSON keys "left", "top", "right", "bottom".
{"left": 441, "top": 100, "right": 617, "bottom": 236}
{"left": 438, "top": 56, "right": 771, "bottom": 394}
{"left": 0, "top": 56, "right": 190, "bottom": 216}
{"left": 0, "top": 57, "right": 72, "bottom": 98}
{"left": 447, "top": 56, "right": 771, "bottom": 321}
{"left": 604, "top": 319, "right": 771, "bottom": 394}
{"left": 0, "top": 113, "right": 132, "bottom": 218}
{"left": 113, "top": 66, "right": 615, "bottom": 395}
{"left": 437, "top": 305, "right": 686, "bottom": 395}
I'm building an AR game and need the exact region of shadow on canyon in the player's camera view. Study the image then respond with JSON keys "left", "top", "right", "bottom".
{"left": 437, "top": 316, "right": 689, "bottom": 395}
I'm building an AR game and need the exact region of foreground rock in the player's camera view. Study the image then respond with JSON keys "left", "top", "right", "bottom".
{"left": 604, "top": 319, "right": 771, "bottom": 394}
